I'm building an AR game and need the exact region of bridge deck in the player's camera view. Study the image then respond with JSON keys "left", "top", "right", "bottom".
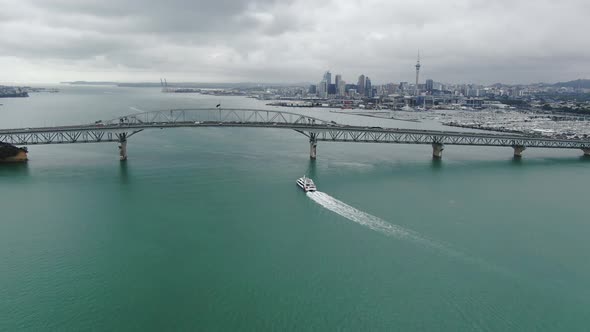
{"left": 1, "top": 109, "right": 589, "bottom": 152}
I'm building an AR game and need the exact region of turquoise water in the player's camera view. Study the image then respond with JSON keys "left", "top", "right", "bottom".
{"left": 1, "top": 86, "right": 590, "bottom": 330}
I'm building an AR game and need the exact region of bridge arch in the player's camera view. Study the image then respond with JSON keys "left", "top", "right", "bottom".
{"left": 105, "top": 108, "right": 332, "bottom": 126}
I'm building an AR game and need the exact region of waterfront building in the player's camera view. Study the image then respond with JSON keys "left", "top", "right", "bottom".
{"left": 465, "top": 98, "right": 484, "bottom": 108}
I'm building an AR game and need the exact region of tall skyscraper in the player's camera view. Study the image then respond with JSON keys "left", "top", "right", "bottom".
{"left": 338, "top": 80, "right": 346, "bottom": 96}
{"left": 415, "top": 52, "right": 421, "bottom": 96}
{"left": 365, "top": 77, "right": 372, "bottom": 98}
{"left": 318, "top": 80, "right": 328, "bottom": 98}
{"left": 323, "top": 71, "right": 332, "bottom": 86}
{"left": 357, "top": 75, "right": 366, "bottom": 96}
{"left": 335, "top": 74, "right": 342, "bottom": 95}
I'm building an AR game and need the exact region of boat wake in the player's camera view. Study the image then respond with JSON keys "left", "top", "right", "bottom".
{"left": 306, "top": 191, "right": 494, "bottom": 268}
{"left": 307, "top": 191, "right": 415, "bottom": 239}
{"left": 307, "top": 191, "right": 452, "bottom": 248}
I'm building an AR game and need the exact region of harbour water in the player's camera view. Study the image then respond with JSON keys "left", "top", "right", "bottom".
{"left": 1, "top": 85, "right": 590, "bottom": 331}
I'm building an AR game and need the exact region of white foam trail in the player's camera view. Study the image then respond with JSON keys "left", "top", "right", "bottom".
{"left": 307, "top": 191, "right": 464, "bottom": 258}
{"left": 307, "top": 191, "right": 514, "bottom": 277}
{"left": 308, "top": 192, "right": 429, "bottom": 242}
{"left": 307, "top": 191, "right": 410, "bottom": 237}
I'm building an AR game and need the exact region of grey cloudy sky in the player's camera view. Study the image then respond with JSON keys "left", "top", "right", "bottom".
{"left": 0, "top": 0, "right": 588, "bottom": 84}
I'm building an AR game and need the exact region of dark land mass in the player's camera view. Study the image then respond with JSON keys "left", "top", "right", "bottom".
{"left": 61, "top": 81, "right": 119, "bottom": 86}
{"left": 554, "top": 79, "right": 590, "bottom": 89}
{"left": 63, "top": 81, "right": 311, "bottom": 89}
{"left": 121, "top": 82, "right": 311, "bottom": 88}
{"left": 0, "top": 142, "right": 27, "bottom": 159}
{"left": 0, "top": 91, "right": 28, "bottom": 98}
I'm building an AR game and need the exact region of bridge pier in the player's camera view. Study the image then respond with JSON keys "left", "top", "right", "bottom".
{"left": 512, "top": 145, "right": 526, "bottom": 158}
{"left": 432, "top": 143, "right": 444, "bottom": 159}
{"left": 118, "top": 133, "right": 128, "bottom": 161}
{"left": 582, "top": 148, "right": 590, "bottom": 156}
{"left": 310, "top": 133, "right": 317, "bottom": 160}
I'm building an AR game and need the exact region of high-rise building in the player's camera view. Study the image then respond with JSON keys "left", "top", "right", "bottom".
{"left": 323, "top": 71, "right": 332, "bottom": 86}
{"left": 357, "top": 75, "right": 366, "bottom": 96}
{"left": 318, "top": 80, "right": 328, "bottom": 98}
{"left": 426, "top": 79, "right": 434, "bottom": 93}
{"left": 328, "top": 84, "right": 337, "bottom": 95}
{"left": 308, "top": 84, "right": 317, "bottom": 94}
{"left": 365, "top": 77, "right": 372, "bottom": 98}
{"left": 338, "top": 80, "right": 347, "bottom": 96}
{"left": 335, "top": 74, "right": 342, "bottom": 95}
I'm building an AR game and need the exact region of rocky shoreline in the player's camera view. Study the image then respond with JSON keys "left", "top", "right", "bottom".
{"left": 0, "top": 142, "right": 28, "bottom": 162}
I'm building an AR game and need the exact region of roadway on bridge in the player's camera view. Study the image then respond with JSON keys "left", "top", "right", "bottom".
{"left": 1, "top": 108, "right": 589, "bottom": 158}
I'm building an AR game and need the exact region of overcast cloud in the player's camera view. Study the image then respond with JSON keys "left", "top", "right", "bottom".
{"left": 0, "top": 0, "right": 588, "bottom": 84}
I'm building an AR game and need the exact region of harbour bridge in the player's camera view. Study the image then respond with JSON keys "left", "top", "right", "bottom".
{"left": 1, "top": 108, "right": 589, "bottom": 161}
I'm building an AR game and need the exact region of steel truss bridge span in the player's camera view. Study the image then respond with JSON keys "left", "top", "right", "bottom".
{"left": 1, "top": 108, "right": 589, "bottom": 160}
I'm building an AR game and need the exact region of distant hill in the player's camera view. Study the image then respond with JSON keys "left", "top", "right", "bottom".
{"left": 118, "top": 82, "right": 309, "bottom": 88}
{"left": 61, "top": 81, "right": 118, "bottom": 86}
{"left": 553, "top": 79, "right": 590, "bottom": 89}
{"left": 61, "top": 81, "right": 309, "bottom": 88}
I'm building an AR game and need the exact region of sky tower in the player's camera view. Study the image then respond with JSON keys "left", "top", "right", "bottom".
{"left": 415, "top": 51, "right": 421, "bottom": 96}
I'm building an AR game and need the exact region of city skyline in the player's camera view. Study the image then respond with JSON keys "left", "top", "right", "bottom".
{"left": 1, "top": 0, "right": 589, "bottom": 84}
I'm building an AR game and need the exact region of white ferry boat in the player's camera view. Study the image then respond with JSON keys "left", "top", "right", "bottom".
{"left": 296, "top": 176, "right": 317, "bottom": 192}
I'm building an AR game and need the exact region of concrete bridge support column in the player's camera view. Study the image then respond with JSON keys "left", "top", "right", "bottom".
{"left": 582, "top": 148, "right": 590, "bottom": 156}
{"left": 513, "top": 145, "right": 526, "bottom": 158}
{"left": 309, "top": 133, "right": 318, "bottom": 160}
{"left": 432, "top": 143, "right": 444, "bottom": 159}
{"left": 118, "top": 133, "right": 128, "bottom": 161}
